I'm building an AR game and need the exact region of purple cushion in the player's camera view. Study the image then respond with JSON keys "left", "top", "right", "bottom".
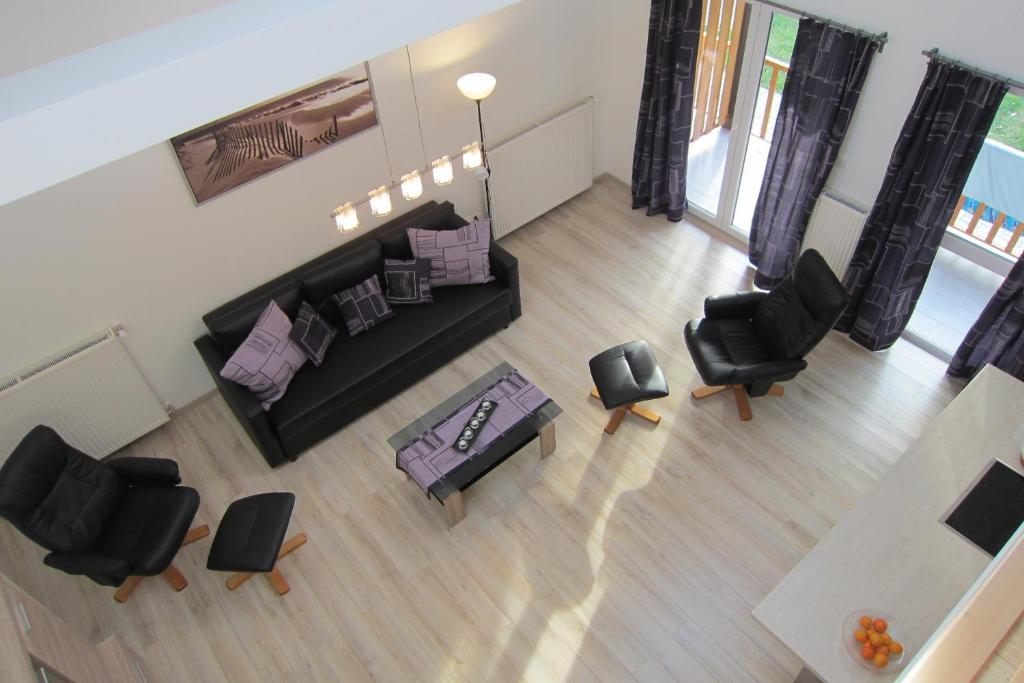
{"left": 383, "top": 258, "right": 433, "bottom": 305}
{"left": 220, "top": 300, "right": 307, "bottom": 410}
{"left": 407, "top": 220, "right": 494, "bottom": 287}
{"left": 330, "top": 274, "right": 395, "bottom": 337}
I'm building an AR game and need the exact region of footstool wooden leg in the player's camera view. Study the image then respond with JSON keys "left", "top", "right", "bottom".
{"left": 278, "top": 533, "right": 308, "bottom": 560}
{"left": 445, "top": 490, "right": 466, "bottom": 527}
{"left": 226, "top": 571, "right": 255, "bottom": 591}
{"left": 590, "top": 388, "right": 602, "bottom": 400}
{"left": 604, "top": 406, "right": 630, "bottom": 434}
{"left": 629, "top": 404, "right": 662, "bottom": 424}
{"left": 768, "top": 384, "right": 785, "bottom": 397}
{"left": 265, "top": 566, "right": 290, "bottom": 596}
{"left": 538, "top": 422, "right": 556, "bottom": 457}
{"left": 733, "top": 386, "right": 753, "bottom": 421}
{"left": 161, "top": 564, "right": 188, "bottom": 592}
{"left": 114, "top": 576, "right": 143, "bottom": 603}
{"left": 691, "top": 385, "right": 728, "bottom": 400}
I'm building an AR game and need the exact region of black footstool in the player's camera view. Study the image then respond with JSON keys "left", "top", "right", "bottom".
{"left": 207, "top": 492, "right": 307, "bottom": 596}
{"left": 589, "top": 340, "right": 669, "bottom": 434}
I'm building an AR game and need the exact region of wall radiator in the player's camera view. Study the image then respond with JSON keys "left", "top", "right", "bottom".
{"left": 802, "top": 192, "right": 868, "bottom": 279}
{"left": 0, "top": 329, "right": 168, "bottom": 460}
{"left": 488, "top": 97, "right": 595, "bottom": 239}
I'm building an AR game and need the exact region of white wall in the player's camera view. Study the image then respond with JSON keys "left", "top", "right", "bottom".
{"left": 0, "top": 0, "right": 603, "bottom": 408}
{"left": 600, "top": 0, "right": 1023, "bottom": 208}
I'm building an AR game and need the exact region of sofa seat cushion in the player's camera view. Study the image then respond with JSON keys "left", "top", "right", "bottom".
{"left": 269, "top": 282, "right": 511, "bottom": 440}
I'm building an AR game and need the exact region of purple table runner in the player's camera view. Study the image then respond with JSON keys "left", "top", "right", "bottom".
{"left": 397, "top": 369, "right": 550, "bottom": 496}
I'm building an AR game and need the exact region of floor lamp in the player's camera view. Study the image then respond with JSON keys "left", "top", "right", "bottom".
{"left": 457, "top": 73, "right": 497, "bottom": 222}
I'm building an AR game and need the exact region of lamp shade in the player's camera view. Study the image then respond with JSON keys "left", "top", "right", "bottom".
{"left": 400, "top": 170, "right": 423, "bottom": 200}
{"left": 462, "top": 142, "right": 483, "bottom": 170}
{"left": 432, "top": 156, "right": 454, "bottom": 185}
{"left": 457, "top": 72, "right": 496, "bottom": 100}
{"left": 368, "top": 186, "right": 392, "bottom": 217}
{"left": 332, "top": 202, "right": 358, "bottom": 232}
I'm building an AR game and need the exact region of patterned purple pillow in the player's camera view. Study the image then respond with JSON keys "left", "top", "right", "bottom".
{"left": 407, "top": 220, "right": 494, "bottom": 287}
{"left": 220, "top": 300, "right": 307, "bottom": 410}
{"left": 383, "top": 258, "right": 433, "bottom": 305}
{"left": 330, "top": 274, "right": 395, "bottom": 337}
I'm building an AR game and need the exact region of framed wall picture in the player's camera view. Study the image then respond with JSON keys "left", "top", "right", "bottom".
{"left": 171, "top": 63, "right": 377, "bottom": 203}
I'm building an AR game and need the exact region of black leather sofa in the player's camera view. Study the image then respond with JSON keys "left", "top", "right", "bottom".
{"left": 195, "top": 201, "right": 521, "bottom": 468}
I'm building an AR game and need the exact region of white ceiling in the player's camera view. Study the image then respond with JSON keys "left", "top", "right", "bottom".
{"left": 0, "top": 0, "right": 521, "bottom": 207}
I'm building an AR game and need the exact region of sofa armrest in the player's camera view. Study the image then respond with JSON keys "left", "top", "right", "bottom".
{"left": 489, "top": 243, "right": 521, "bottom": 320}
{"left": 106, "top": 457, "right": 181, "bottom": 486}
{"left": 704, "top": 291, "right": 767, "bottom": 320}
{"left": 194, "top": 335, "right": 290, "bottom": 467}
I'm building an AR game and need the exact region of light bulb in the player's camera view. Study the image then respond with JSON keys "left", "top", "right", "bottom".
{"left": 332, "top": 202, "right": 358, "bottom": 232}
{"left": 368, "top": 186, "right": 392, "bottom": 217}
{"left": 432, "top": 156, "right": 454, "bottom": 185}
{"left": 462, "top": 142, "right": 483, "bottom": 170}
{"left": 400, "top": 170, "right": 423, "bottom": 200}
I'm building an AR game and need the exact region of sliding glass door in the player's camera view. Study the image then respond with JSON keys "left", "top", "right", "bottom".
{"left": 686, "top": 2, "right": 800, "bottom": 241}
{"left": 905, "top": 90, "right": 1024, "bottom": 359}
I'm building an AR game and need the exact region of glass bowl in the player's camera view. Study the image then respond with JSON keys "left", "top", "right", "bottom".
{"left": 842, "top": 609, "right": 908, "bottom": 674}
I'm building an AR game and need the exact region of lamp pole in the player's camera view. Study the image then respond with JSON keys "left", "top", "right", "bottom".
{"left": 476, "top": 99, "right": 493, "bottom": 221}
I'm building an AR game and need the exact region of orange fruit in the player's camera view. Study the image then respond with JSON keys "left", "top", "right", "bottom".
{"left": 860, "top": 616, "right": 873, "bottom": 630}
{"left": 877, "top": 645, "right": 889, "bottom": 656}
{"left": 874, "top": 652, "right": 889, "bottom": 668}
{"left": 868, "top": 631, "right": 882, "bottom": 647}
{"left": 874, "top": 619, "right": 888, "bottom": 633}
{"left": 881, "top": 633, "right": 892, "bottom": 646}
{"left": 854, "top": 629, "right": 868, "bottom": 643}
{"left": 890, "top": 641, "right": 904, "bottom": 655}
{"left": 861, "top": 644, "right": 875, "bottom": 660}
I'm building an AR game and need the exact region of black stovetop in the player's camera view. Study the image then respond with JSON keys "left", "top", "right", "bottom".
{"left": 944, "top": 459, "right": 1024, "bottom": 557}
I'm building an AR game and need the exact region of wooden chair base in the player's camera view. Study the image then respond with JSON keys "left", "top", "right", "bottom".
{"left": 113, "top": 524, "right": 210, "bottom": 603}
{"left": 226, "top": 532, "right": 308, "bottom": 597}
{"left": 590, "top": 388, "right": 663, "bottom": 435}
{"left": 690, "top": 384, "right": 784, "bottom": 422}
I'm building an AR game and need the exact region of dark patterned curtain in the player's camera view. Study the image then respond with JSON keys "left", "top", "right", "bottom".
{"left": 748, "top": 19, "right": 879, "bottom": 288}
{"left": 835, "top": 60, "right": 1007, "bottom": 350}
{"left": 631, "top": 0, "right": 702, "bottom": 222}
{"left": 948, "top": 257, "right": 1024, "bottom": 380}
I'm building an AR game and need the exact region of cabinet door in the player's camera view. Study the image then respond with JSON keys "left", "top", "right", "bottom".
{"left": 3, "top": 578, "right": 106, "bottom": 683}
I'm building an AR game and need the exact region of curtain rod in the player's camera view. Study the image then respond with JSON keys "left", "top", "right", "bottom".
{"left": 757, "top": 0, "right": 888, "bottom": 52}
{"left": 921, "top": 48, "right": 1024, "bottom": 91}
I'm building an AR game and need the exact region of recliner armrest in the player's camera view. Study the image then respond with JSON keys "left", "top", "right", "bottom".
{"left": 44, "top": 552, "right": 130, "bottom": 578}
{"left": 194, "top": 335, "right": 290, "bottom": 467}
{"left": 106, "top": 457, "right": 181, "bottom": 486}
{"left": 704, "top": 291, "right": 767, "bottom": 320}
{"left": 489, "top": 243, "right": 521, "bottom": 320}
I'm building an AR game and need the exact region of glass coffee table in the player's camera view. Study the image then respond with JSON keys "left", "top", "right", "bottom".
{"left": 389, "top": 362, "right": 562, "bottom": 526}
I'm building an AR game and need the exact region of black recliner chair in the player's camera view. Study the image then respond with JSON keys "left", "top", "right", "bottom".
{"left": 684, "top": 249, "right": 849, "bottom": 421}
{"left": 0, "top": 425, "right": 209, "bottom": 602}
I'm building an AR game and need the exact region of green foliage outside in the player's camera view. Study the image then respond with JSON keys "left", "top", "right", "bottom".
{"left": 756, "top": 13, "right": 1022, "bottom": 150}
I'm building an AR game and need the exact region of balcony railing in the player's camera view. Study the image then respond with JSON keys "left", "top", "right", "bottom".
{"left": 948, "top": 195, "right": 1023, "bottom": 258}
{"left": 757, "top": 57, "right": 789, "bottom": 140}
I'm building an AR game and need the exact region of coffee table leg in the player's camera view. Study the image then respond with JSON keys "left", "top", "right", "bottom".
{"left": 445, "top": 491, "right": 466, "bottom": 527}
{"left": 539, "top": 421, "right": 556, "bottom": 458}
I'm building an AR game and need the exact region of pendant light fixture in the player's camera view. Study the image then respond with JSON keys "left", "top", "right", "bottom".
{"left": 400, "top": 170, "right": 423, "bottom": 200}
{"left": 461, "top": 141, "right": 484, "bottom": 171}
{"left": 368, "top": 186, "right": 392, "bottom": 217}
{"left": 332, "top": 202, "right": 358, "bottom": 232}
{"left": 432, "top": 156, "right": 454, "bottom": 185}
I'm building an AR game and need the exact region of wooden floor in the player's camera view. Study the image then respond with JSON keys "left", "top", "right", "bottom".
{"left": 0, "top": 178, "right": 962, "bottom": 682}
